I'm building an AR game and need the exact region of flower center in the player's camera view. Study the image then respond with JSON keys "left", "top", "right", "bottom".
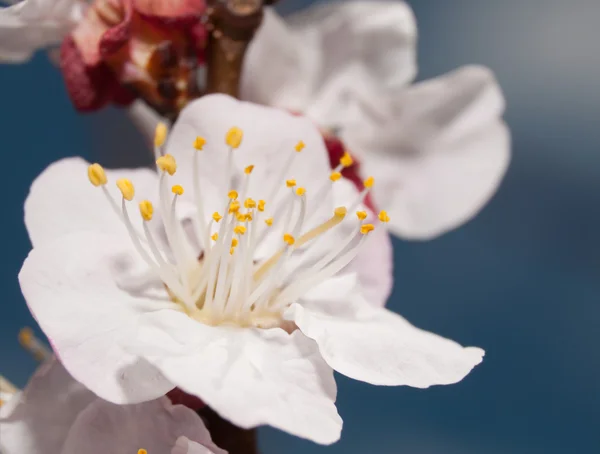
{"left": 88, "top": 124, "right": 389, "bottom": 328}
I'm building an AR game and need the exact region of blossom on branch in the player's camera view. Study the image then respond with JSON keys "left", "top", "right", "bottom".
{"left": 19, "top": 95, "right": 484, "bottom": 445}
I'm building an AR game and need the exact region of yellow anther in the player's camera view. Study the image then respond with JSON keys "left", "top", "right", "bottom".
{"left": 229, "top": 201, "right": 240, "bottom": 213}
{"left": 212, "top": 212, "right": 223, "bottom": 223}
{"left": 226, "top": 127, "right": 243, "bottom": 148}
{"left": 245, "top": 212, "right": 253, "bottom": 221}
{"left": 286, "top": 179, "right": 297, "bottom": 188}
{"left": 88, "top": 163, "right": 107, "bottom": 187}
{"left": 244, "top": 198, "right": 256, "bottom": 209}
{"left": 193, "top": 136, "right": 206, "bottom": 150}
{"left": 231, "top": 238, "right": 239, "bottom": 248}
{"left": 139, "top": 200, "right": 154, "bottom": 221}
{"left": 116, "top": 178, "right": 135, "bottom": 201}
{"left": 230, "top": 247, "right": 235, "bottom": 255}
{"left": 265, "top": 217, "right": 274, "bottom": 226}
{"left": 172, "top": 184, "right": 184, "bottom": 196}
{"left": 228, "top": 190, "right": 239, "bottom": 200}
{"left": 245, "top": 165, "right": 255, "bottom": 174}
{"left": 154, "top": 123, "right": 167, "bottom": 147}
{"left": 296, "top": 187, "right": 306, "bottom": 196}
{"left": 156, "top": 154, "right": 177, "bottom": 175}
{"left": 234, "top": 225, "right": 247, "bottom": 235}
{"left": 18, "top": 327, "right": 33, "bottom": 347}
{"left": 236, "top": 213, "right": 246, "bottom": 222}
{"left": 378, "top": 210, "right": 390, "bottom": 223}
{"left": 138, "top": 449, "right": 148, "bottom": 454}
{"left": 258, "top": 200, "right": 266, "bottom": 212}
{"left": 283, "top": 233, "right": 296, "bottom": 246}
{"left": 334, "top": 206, "right": 348, "bottom": 218}
{"left": 340, "top": 152, "right": 354, "bottom": 168}
{"left": 356, "top": 210, "right": 368, "bottom": 221}
{"left": 211, "top": 233, "right": 219, "bottom": 241}
{"left": 295, "top": 141, "right": 305, "bottom": 152}
{"left": 360, "top": 224, "right": 375, "bottom": 235}
{"left": 364, "top": 176, "right": 375, "bottom": 188}
{"left": 330, "top": 171, "right": 342, "bottom": 182}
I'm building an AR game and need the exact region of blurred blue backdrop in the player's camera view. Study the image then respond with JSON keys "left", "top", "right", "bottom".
{"left": 1, "top": 0, "right": 599, "bottom": 453}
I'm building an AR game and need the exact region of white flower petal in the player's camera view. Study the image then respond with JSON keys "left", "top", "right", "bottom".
{"left": 242, "top": 1, "right": 417, "bottom": 116}
{"left": 172, "top": 436, "right": 220, "bottom": 454}
{"left": 60, "top": 397, "right": 223, "bottom": 454}
{"left": 288, "top": 283, "right": 484, "bottom": 388}
{"left": 19, "top": 230, "right": 175, "bottom": 404}
{"left": 344, "top": 65, "right": 510, "bottom": 239}
{"left": 0, "top": 357, "right": 96, "bottom": 454}
{"left": 25, "top": 157, "right": 160, "bottom": 247}
{"left": 0, "top": 0, "right": 83, "bottom": 62}
{"left": 132, "top": 310, "right": 342, "bottom": 445}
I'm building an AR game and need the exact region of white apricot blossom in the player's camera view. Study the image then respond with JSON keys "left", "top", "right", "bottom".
{"left": 19, "top": 95, "right": 483, "bottom": 445}
{"left": 0, "top": 357, "right": 224, "bottom": 454}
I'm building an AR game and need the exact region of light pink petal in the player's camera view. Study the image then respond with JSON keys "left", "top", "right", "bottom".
{"left": 60, "top": 397, "right": 224, "bottom": 454}
{"left": 0, "top": 357, "right": 96, "bottom": 454}
{"left": 133, "top": 0, "right": 204, "bottom": 17}
{"left": 288, "top": 280, "right": 484, "bottom": 388}
{"left": 172, "top": 436, "right": 221, "bottom": 454}
{"left": 19, "top": 230, "right": 175, "bottom": 404}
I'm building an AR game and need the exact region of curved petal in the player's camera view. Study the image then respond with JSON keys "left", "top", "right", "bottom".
{"left": 133, "top": 0, "right": 204, "bottom": 17}
{"left": 19, "top": 230, "right": 175, "bottom": 404}
{"left": 132, "top": 310, "right": 342, "bottom": 445}
{"left": 288, "top": 284, "right": 484, "bottom": 388}
{"left": 60, "top": 397, "right": 224, "bottom": 454}
{"left": 172, "top": 436, "right": 219, "bottom": 454}
{"left": 343, "top": 65, "right": 510, "bottom": 239}
{"left": 0, "top": 0, "right": 83, "bottom": 62}
{"left": 242, "top": 1, "right": 417, "bottom": 116}
{"left": 24, "top": 157, "right": 160, "bottom": 247}
{"left": 0, "top": 357, "right": 96, "bottom": 454}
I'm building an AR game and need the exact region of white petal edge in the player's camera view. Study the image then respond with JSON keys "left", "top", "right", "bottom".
{"left": 19, "top": 230, "right": 175, "bottom": 404}
{"left": 288, "top": 282, "right": 484, "bottom": 388}
{"left": 131, "top": 309, "right": 343, "bottom": 445}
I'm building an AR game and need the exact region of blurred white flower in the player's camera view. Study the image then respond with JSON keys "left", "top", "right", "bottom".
{"left": 240, "top": 1, "right": 511, "bottom": 240}
{"left": 0, "top": 357, "right": 224, "bottom": 454}
{"left": 19, "top": 95, "right": 483, "bottom": 445}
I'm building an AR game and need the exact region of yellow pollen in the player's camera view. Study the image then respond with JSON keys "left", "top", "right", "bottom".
{"left": 87, "top": 163, "right": 107, "bottom": 187}
{"left": 171, "top": 185, "right": 184, "bottom": 196}
{"left": 245, "top": 213, "right": 253, "bottom": 221}
{"left": 156, "top": 154, "right": 177, "bottom": 175}
{"left": 211, "top": 233, "right": 219, "bottom": 241}
{"left": 236, "top": 213, "right": 245, "bottom": 222}
{"left": 226, "top": 127, "right": 243, "bottom": 148}
{"left": 334, "top": 206, "right": 348, "bottom": 218}
{"left": 245, "top": 165, "right": 255, "bottom": 174}
{"left": 193, "top": 136, "right": 206, "bottom": 150}
{"left": 296, "top": 187, "right": 306, "bottom": 196}
{"left": 154, "top": 123, "right": 167, "bottom": 147}
{"left": 244, "top": 198, "right": 256, "bottom": 209}
{"left": 212, "top": 212, "right": 223, "bottom": 223}
{"left": 234, "top": 225, "right": 246, "bottom": 235}
{"left": 230, "top": 247, "right": 235, "bottom": 255}
{"left": 116, "top": 178, "right": 135, "bottom": 201}
{"left": 360, "top": 224, "right": 375, "bottom": 235}
{"left": 330, "top": 171, "right": 342, "bottom": 182}
{"left": 378, "top": 210, "right": 390, "bottom": 223}
{"left": 265, "top": 217, "right": 274, "bottom": 226}
{"left": 18, "top": 327, "right": 33, "bottom": 348}
{"left": 356, "top": 210, "right": 368, "bottom": 220}
{"left": 364, "top": 176, "right": 375, "bottom": 188}
{"left": 229, "top": 201, "right": 240, "bottom": 213}
{"left": 139, "top": 200, "right": 154, "bottom": 221}
{"left": 340, "top": 152, "right": 354, "bottom": 168}
{"left": 286, "top": 179, "right": 297, "bottom": 188}
{"left": 283, "top": 233, "right": 295, "bottom": 246}
{"left": 231, "top": 238, "right": 239, "bottom": 248}
{"left": 138, "top": 449, "right": 148, "bottom": 454}
{"left": 228, "top": 190, "right": 239, "bottom": 200}
{"left": 295, "top": 141, "right": 305, "bottom": 152}
{"left": 258, "top": 200, "right": 266, "bottom": 212}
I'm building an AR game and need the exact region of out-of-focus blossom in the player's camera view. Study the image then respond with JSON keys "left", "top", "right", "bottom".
{"left": 0, "top": 0, "right": 206, "bottom": 114}
{"left": 0, "top": 357, "right": 225, "bottom": 454}
{"left": 241, "top": 1, "right": 511, "bottom": 240}
{"left": 19, "top": 95, "right": 484, "bottom": 445}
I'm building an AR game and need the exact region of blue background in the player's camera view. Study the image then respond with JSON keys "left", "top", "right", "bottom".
{"left": 1, "top": 0, "right": 599, "bottom": 453}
